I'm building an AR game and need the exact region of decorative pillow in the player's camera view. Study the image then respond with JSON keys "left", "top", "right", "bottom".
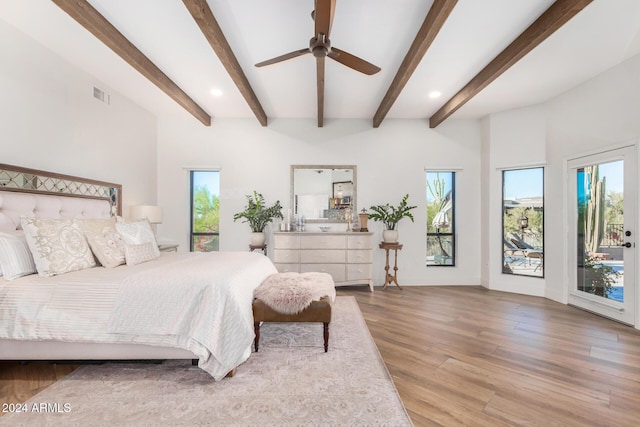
{"left": 86, "top": 228, "right": 126, "bottom": 268}
{"left": 124, "top": 242, "right": 159, "bottom": 266}
{"left": 21, "top": 217, "right": 96, "bottom": 277}
{"left": 115, "top": 219, "right": 160, "bottom": 258}
{"left": 0, "top": 231, "right": 37, "bottom": 280}
{"left": 76, "top": 217, "right": 116, "bottom": 235}
{"left": 76, "top": 218, "right": 125, "bottom": 268}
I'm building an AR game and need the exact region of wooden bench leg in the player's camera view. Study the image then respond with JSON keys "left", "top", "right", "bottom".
{"left": 254, "top": 322, "right": 260, "bottom": 352}
{"left": 323, "top": 322, "right": 329, "bottom": 352}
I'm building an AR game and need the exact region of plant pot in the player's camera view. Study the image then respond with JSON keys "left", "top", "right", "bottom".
{"left": 382, "top": 230, "right": 398, "bottom": 243}
{"left": 250, "top": 232, "right": 266, "bottom": 246}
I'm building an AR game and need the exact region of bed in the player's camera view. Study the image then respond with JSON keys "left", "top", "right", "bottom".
{"left": 0, "top": 164, "right": 277, "bottom": 380}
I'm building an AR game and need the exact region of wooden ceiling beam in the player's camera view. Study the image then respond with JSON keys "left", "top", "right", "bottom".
{"left": 52, "top": 0, "right": 211, "bottom": 126}
{"left": 183, "top": 0, "right": 268, "bottom": 127}
{"left": 429, "top": 0, "right": 593, "bottom": 128}
{"left": 373, "top": 0, "right": 458, "bottom": 128}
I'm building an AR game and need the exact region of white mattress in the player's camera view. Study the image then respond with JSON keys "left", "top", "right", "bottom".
{"left": 0, "top": 251, "right": 277, "bottom": 379}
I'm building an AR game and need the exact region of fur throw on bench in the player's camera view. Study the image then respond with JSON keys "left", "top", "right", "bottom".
{"left": 254, "top": 272, "right": 336, "bottom": 314}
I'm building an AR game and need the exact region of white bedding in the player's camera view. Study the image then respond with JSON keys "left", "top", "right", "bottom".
{"left": 0, "top": 251, "right": 277, "bottom": 380}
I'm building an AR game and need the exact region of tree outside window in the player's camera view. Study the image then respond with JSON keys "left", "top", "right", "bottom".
{"left": 190, "top": 171, "right": 220, "bottom": 252}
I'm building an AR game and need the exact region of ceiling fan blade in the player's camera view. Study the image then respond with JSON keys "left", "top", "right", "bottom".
{"left": 328, "top": 48, "right": 380, "bottom": 75}
{"left": 255, "top": 48, "right": 309, "bottom": 67}
{"left": 316, "top": 56, "right": 325, "bottom": 127}
{"left": 314, "top": 0, "right": 336, "bottom": 38}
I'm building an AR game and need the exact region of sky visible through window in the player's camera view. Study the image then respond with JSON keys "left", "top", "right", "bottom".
{"left": 503, "top": 168, "right": 543, "bottom": 200}
{"left": 598, "top": 160, "right": 623, "bottom": 193}
{"left": 194, "top": 171, "right": 220, "bottom": 196}
{"left": 425, "top": 172, "right": 453, "bottom": 203}
{"left": 504, "top": 162, "right": 622, "bottom": 201}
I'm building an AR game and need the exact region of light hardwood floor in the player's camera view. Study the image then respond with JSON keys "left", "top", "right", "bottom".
{"left": 2, "top": 286, "right": 640, "bottom": 426}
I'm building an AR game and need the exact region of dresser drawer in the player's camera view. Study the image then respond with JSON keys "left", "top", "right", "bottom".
{"left": 300, "top": 263, "right": 346, "bottom": 282}
{"left": 347, "top": 234, "right": 373, "bottom": 249}
{"left": 274, "top": 263, "right": 300, "bottom": 273}
{"left": 300, "top": 249, "right": 345, "bottom": 263}
{"left": 347, "top": 249, "right": 372, "bottom": 263}
{"left": 273, "top": 234, "right": 300, "bottom": 249}
{"left": 347, "top": 264, "right": 372, "bottom": 281}
{"left": 300, "top": 235, "right": 346, "bottom": 249}
{"left": 273, "top": 249, "right": 299, "bottom": 263}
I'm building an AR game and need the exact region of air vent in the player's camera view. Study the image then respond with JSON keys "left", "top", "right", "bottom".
{"left": 93, "top": 86, "right": 110, "bottom": 104}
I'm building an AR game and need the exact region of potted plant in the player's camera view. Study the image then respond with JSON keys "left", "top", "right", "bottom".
{"left": 368, "top": 194, "right": 417, "bottom": 243}
{"left": 233, "top": 191, "right": 283, "bottom": 246}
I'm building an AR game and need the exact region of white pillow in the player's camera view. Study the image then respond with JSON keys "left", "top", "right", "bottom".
{"left": 124, "top": 242, "right": 160, "bottom": 266}
{"left": 21, "top": 217, "right": 96, "bottom": 277}
{"left": 115, "top": 219, "right": 160, "bottom": 258}
{"left": 0, "top": 231, "right": 37, "bottom": 280}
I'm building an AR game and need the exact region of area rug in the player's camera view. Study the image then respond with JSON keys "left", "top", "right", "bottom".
{"left": 0, "top": 296, "right": 412, "bottom": 426}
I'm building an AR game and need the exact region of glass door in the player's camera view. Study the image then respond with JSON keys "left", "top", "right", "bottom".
{"left": 568, "top": 146, "right": 636, "bottom": 325}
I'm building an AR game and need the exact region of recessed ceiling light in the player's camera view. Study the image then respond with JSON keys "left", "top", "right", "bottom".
{"left": 428, "top": 91, "right": 441, "bottom": 99}
{"left": 210, "top": 88, "right": 223, "bottom": 97}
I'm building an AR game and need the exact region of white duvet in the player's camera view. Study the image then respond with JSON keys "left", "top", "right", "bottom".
{"left": 0, "top": 251, "right": 277, "bottom": 380}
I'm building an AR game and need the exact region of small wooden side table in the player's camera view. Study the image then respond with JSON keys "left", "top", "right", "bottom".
{"left": 250, "top": 244, "right": 267, "bottom": 256}
{"left": 379, "top": 242, "right": 403, "bottom": 290}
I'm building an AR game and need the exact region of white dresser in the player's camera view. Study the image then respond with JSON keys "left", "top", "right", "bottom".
{"left": 272, "top": 231, "right": 374, "bottom": 292}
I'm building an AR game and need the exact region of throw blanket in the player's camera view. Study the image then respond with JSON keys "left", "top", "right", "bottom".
{"left": 254, "top": 272, "right": 336, "bottom": 314}
{"left": 107, "top": 252, "right": 277, "bottom": 380}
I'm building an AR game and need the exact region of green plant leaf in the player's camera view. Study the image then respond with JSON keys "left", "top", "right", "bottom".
{"left": 368, "top": 194, "right": 416, "bottom": 230}
{"left": 233, "top": 191, "right": 283, "bottom": 232}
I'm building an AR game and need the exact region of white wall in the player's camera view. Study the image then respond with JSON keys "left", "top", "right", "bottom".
{"left": 481, "top": 106, "right": 547, "bottom": 297}
{"left": 482, "top": 52, "right": 640, "bottom": 317}
{"left": 0, "top": 20, "right": 158, "bottom": 214}
{"left": 157, "top": 117, "right": 483, "bottom": 286}
{"left": 544, "top": 52, "right": 640, "bottom": 305}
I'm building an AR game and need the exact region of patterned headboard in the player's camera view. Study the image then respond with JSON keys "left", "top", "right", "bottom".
{"left": 0, "top": 163, "right": 121, "bottom": 231}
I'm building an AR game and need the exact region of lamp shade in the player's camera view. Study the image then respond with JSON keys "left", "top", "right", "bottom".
{"left": 130, "top": 205, "right": 162, "bottom": 224}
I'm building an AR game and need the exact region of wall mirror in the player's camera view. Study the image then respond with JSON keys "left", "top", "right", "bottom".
{"left": 290, "top": 165, "right": 357, "bottom": 223}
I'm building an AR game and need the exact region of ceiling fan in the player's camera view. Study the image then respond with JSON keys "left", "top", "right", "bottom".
{"left": 255, "top": 0, "right": 381, "bottom": 127}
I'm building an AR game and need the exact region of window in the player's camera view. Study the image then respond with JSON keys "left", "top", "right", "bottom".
{"left": 502, "top": 167, "right": 544, "bottom": 277}
{"left": 426, "top": 171, "right": 455, "bottom": 266}
{"left": 190, "top": 170, "right": 220, "bottom": 252}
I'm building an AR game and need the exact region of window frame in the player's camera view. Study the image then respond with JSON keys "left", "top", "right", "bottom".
{"left": 426, "top": 171, "right": 456, "bottom": 267}
{"left": 189, "top": 170, "right": 220, "bottom": 252}
{"left": 501, "top": 166, "right": 545, "bottom": 278}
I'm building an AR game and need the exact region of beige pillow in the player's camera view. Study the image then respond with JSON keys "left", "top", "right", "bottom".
{"left": 86, "top": 228, "right": 126, "bottom": 268}
{"left": 76, "top": 217, "right": 116, "bottom": 235}
{"left": 21, "top": 217, "right": 96, "bottom": 277}
{"left": 76, "top": 218, "right": 125, "bottom": 268}
{"left": 115, "top": 219, "right": 160, "bottom": 258}
{"left": 124, "top": 242, "right": 159, "bottom": 266}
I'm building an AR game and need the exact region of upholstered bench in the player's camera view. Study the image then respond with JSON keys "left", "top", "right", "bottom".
{"left": 252, "top": 272, "right": 335, "bottom": 352}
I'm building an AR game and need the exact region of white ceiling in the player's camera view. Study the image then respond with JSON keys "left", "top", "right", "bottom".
{"left": 2, "top": 0, "right": 640, "bottom": 126}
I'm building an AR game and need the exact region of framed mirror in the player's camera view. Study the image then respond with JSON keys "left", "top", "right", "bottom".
{"left": 290, "top": 165, "right": 356, "bottom": 223}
